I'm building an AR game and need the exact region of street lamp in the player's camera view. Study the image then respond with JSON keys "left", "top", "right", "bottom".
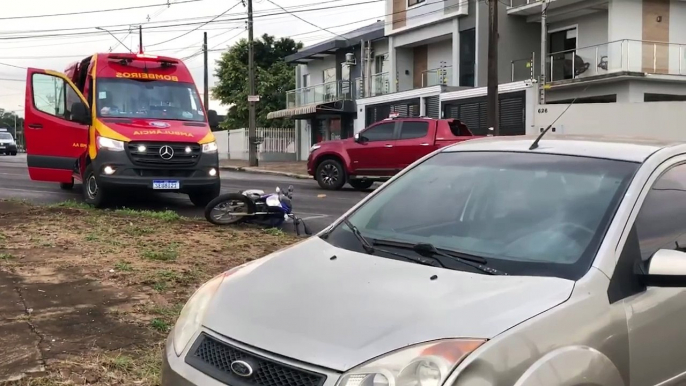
{"left": 96, "top": 27, "right": 133, "bottom": 53}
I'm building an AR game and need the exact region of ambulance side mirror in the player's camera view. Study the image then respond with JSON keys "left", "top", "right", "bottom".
{"left": 207, "top": 110, "right": 220, "bottom": 129}
{"left": 70, "top": 102, "right": 90, "bottom": 125}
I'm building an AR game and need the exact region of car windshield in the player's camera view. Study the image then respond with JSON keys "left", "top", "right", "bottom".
{"left": 0, "top": 133, "right": 12, "bottom": 140}
{"left": 96, "top": 78, "right": 204, "bottom": 122}
{"left": 324, "top": 151, "right": 639, "bottom": 280}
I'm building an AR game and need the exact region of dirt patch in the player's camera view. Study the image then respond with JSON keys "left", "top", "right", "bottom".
{"left": 0, "top": 200, "right": 298, "bottom": 385}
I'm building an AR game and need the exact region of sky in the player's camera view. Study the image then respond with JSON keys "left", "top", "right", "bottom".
{"left": 0, "top": 0, "right": 384, "bottom": 117}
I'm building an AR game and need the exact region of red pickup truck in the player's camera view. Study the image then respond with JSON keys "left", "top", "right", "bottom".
{"left": 307, "top": 117, "right": 480, "bottom": 190}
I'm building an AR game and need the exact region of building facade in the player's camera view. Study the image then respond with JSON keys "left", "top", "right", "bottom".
{"left": 271, "top": 0, "right": 686, "bottom": 160}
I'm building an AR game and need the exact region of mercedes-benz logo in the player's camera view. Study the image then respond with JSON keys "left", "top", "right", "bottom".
{"left": 230, "top": 360, "right": 253, "bottom": 377}
{"left": 159, "top": 145, "right": 174, "bottom": 160}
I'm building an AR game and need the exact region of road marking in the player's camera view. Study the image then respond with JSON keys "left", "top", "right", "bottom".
{"left": 300, "top": 214, "right": 329, "bottom": 221}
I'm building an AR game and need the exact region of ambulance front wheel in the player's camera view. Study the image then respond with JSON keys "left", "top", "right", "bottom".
{"left": 83, "top": 164, "right": 109, "bottom": 208}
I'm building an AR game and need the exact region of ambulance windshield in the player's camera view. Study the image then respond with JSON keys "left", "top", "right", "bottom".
{"left": 96, "top": 78, "right": 205, "bottom": 122}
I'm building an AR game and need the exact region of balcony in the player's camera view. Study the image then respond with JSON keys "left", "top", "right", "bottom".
{"left": 286, "top": 80, "right": 354, "bottom": 108}
{"left": 422, "top": 66, "right": 453, "bottom": 87}
{"left": 507, "top": 0, "right": 593, "bottom": 16}
{"left": 355, "top": 72, "right": 391, "bottom": 99}
{"left": 510, "top": 53, "right": 537, "bottom": 82}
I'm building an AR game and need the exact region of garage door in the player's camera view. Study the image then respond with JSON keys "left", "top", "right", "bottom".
{"left": 442, "top": 91, "right": 525, "bottom": 136}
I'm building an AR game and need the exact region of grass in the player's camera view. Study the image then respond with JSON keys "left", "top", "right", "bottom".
{"left": 0, "top": 252, "right": 14, "bottom": 261}
{"left": 49, "top": 199, "right": 92, "bottom": 210}
{"left": 115, "top": 208, "right": 181, "bottom": 222}
{"left": 141, "top": 243, "right": 179, "bottom": 262}
{"left": 263, "top": 228, "right": 285, "bottom": 237}
{"left": 85, "top": 233, "right": 100, "bottom": 242}
{"left": 150, "top": 318, "right": 170, "bottom": 332}
{"left": 115, "top": 261, "right": 133, "bottom": 272}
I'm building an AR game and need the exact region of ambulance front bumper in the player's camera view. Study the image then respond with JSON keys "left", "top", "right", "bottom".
{"left": 93, "top": 148, "right": 220, "bottom": 192}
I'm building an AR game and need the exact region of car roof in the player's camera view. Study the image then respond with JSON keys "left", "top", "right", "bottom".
{"left": 441, "top": 134, "right": 686, "bottom": 163}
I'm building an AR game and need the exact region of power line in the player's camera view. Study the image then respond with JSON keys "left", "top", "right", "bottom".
{"left": 0, "top": 0, "right": 204, "bottom": 21}
{"left": 264, "top": 0, "right": 351, "bottom": 41}
{"left": 146, "top": 1, "right": 243, "bottom": 48}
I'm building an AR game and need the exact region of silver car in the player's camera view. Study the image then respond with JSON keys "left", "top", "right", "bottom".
{"left": 163, "top": 135, "right": 686, "bottom": 386}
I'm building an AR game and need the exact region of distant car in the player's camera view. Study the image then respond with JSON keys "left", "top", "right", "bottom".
{"left": 0, "top": 131, "right": 17, "bottom": 156}
{"left": 164, "top": 135, "right": 686, "bottom": 386}
{"left": 307, "top": 117, "right": 481, "bottom": 190}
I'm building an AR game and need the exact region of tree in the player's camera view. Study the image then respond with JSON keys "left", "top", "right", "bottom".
{"left": 0, "top": 110, "right": 24, "bottom": 142}
{"left": 212, "top": 34, "right": 302, "bottom": 129}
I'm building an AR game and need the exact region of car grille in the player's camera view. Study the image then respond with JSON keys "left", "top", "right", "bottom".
{"left": 126, "top": 142, "right": 201, "bottom": 167}
{"left": 185, "top": 333, "right": 327, "bottom": 386}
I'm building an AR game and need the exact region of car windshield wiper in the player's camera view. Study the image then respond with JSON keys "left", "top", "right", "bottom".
{"left": 342, "top": 220, "right": 444, "bottom": 268}
{"left": 373, "top": 239, "right": 508, "bottom": 276}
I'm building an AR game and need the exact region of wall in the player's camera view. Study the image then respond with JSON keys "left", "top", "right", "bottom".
{"left": 532, "top": 100, "right": 686, "bottom": 140}
{"left": 427, "top": 39, "right": 453, "bottom": 70}
{"left": 396, "top": 47, "right": 415, "bottom": 91}
{"left": 300, "top": 55, "right": 337, "bottom": 85}
{"left": 669, "top": 0, "right": 686, "bottom": 74}
{"left": 385, "top": 0, "right": 467, "bottom": 36}
{"left": 373, "top": 39, "right": 389, "bottom": 59}
{"left": 546, "top": 81, "right": 632, "bottom": 102}
{"left": 608, "top": 0, "right": 643, "bottom": 72}
{"left": 214, "top": 130, "right": 229, "bottom": 160}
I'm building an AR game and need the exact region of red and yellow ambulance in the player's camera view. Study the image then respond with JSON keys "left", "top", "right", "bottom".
{"left": 24, "top": 52, "right": 221, "bottom": 207}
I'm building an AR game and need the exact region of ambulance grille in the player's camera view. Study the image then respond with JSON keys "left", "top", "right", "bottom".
{"left": 126, "top": 142, "right": 201, "bottom": 166}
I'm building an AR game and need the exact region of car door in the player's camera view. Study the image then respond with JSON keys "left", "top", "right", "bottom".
{"left": 347, "top": 121, "right": 397, "bottom": 176}
{"left": 614, "top": 160, "right": 686, "bottom": 386}
{"left": 25, "top": 69, "right": 89, "bottom": 183}
{"left": 393, "top": 120, "right": 434, "bottom": 170}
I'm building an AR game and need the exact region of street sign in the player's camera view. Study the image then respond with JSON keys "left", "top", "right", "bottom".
{"left": 248, "top": 95, "right": 260, "bottom": 102}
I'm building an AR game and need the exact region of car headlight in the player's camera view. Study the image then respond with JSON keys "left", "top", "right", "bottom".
{"left": 337, "top": 340, "right": 484, "bottom": 386}
{"left": 172, "top": 273, "right": 225, "bottom": 356}
{"left": 310, "top": 144, "right": 321, "bottom": 152}
{"left": 96, "top": 136, "right": 125, "bottom": 151}
{"left": 202, "top": 141, "right": 218, "bottom": 153}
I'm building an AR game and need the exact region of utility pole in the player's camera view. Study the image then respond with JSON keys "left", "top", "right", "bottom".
{"left": 539, "top": 0, "right": 548, "bottom": 105}
{"left": 247, "top": 0, "right": 258, "bottom": 167}
{"left": 486, "top": 0, "right": 499, "bottom": 136}
{"left": 139, "top": 25, "right": 143, "bottom": 54}
{"left": 203, "top": 32, "right": 209, "bottom": 112}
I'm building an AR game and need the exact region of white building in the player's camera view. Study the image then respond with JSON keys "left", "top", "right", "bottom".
{"left": 271, "top": 0, "right": 686, "bottom": 160}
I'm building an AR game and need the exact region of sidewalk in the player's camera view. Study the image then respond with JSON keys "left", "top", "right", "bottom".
{"left": 219, "top": 160, "right": 310, "bottom": 179}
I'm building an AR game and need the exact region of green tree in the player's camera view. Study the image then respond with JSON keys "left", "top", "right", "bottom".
{"left": 212, "top": 34, "right": 302, "bottom": 129}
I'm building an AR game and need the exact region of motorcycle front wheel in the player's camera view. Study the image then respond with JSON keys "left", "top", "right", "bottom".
{"left": 204, "top": 193, "right": 255, "bottom": 225}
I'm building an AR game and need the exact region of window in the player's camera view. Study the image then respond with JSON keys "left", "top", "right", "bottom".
{"left": 408, "top": 0, "right": 425, "bottom": 6}
{"left": 644, "top": 93, "right": 686, "bottom": 102}
{"left": 32, "top": 73, "right": 69, "bottom": 119}
{"left": 323, "top": 68, "right": 336, "bottom": 84}
{"left": 635, "top": 164, "right": 686, "bottom": 261}
{"left": 375, "top": 54, "right": 389, "bottom": 74}
{"left": 302, "top": 74, "right": 310, "bottom": 88}
{"left": 323, "top": 151, "right": 638, "bottom": 280}
{"left": 459, "top": 29, "right": 475, "bottom": 87}
{"left": 361, "top": 122, "right": 395, "bottom": 142}
{"left": 399, "top": 121, "right": 428, "bottom": 139}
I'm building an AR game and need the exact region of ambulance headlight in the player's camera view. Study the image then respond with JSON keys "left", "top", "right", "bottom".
{"left": 97, "top": 136, "right": 125, "bottom": 152}
{"left": 202, "top": 142, "right": 218, "bottom": 153}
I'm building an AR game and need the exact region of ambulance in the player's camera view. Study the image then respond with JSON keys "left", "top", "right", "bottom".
{"left": 23, "top": 53, "right": 221, "bottom": 208}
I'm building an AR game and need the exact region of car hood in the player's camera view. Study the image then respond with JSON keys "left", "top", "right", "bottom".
{"left": 97, "top": 118, "right": 212, "bottom": 142}
{"left": 203, "top": 237, "right": 574, "bottom": 371}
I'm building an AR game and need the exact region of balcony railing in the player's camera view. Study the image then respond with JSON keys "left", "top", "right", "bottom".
{"left": 422, "top": 66, "right": 452, "bottom": 87}
{"left": 510, "top": 53, "right": 537, "bottom": 82}
{"left": 286, "top": 79, "right": 354, "bottom": 108}
{"left": 508, "top": 0, "right": 536, "bottom": 7}
{"left": 355, "top": 72, "right": 391, "bottom": 98}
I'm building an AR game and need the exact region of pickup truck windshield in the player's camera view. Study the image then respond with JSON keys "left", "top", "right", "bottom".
{"left": 324, "top": 151, "right": 638, "bottom": 280}
{"left": 96, "top": 78, "right": 205, "bottom": 122}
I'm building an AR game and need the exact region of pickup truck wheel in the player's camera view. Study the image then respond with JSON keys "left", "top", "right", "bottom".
{"left": 349, "top": 179, "right": 374, "bottom": 191}
{"left": 316, "top": 159, "right": 346, "bottom": 190}
{"left": 82, "top": 164, "right": 109, "bottom": 208}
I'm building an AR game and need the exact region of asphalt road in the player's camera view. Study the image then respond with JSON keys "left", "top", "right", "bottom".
{"left": 0, "top": 154, "right": 372, "bottom": 233}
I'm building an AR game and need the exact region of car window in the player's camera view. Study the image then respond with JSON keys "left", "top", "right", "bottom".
{"left": 635, "top": 163, "right": 686, "bottom": 261}
{"left": 361, "top": 122, "right": 395, "bottom": 142}
{"left": 324, "top": 151, "right": 638, "bottom": 280}
{"left": 400, "top": 122, "right": 429, "bottom": 140}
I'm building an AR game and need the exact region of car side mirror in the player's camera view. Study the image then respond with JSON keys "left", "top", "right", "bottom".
{"left": 70, "top": 102, "right": 90, "bottom": 125}
{"left": 642, "top": 249, "right": 686, "bottom": 287}
{"left": 354, "top": 133, "right": 365, "bottom": 143}
{"left": 207, "top": 109, "right": 220, "bottom": 129}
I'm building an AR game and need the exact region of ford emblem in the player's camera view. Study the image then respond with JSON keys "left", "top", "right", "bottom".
{"left": 149, "top": 121, "right": 170, "bottom": 128}
{"left": 230, "top": 360, "right": 253, "bottom": 377}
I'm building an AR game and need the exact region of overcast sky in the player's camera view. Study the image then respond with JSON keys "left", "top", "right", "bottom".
{"left": 0, "top": 0, "right": 384, "bottom": 117}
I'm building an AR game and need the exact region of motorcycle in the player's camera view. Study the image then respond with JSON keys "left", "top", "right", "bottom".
{"left": 204, "top": 185, "right": 312, "bottom": 236}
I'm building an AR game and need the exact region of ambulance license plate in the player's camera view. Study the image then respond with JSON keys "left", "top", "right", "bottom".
{"left": 152, "top": 180, "right": 180, "bottom": 190}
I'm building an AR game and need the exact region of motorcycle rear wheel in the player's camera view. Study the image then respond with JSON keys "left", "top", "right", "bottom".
{"left": 204, "top": 193, "right": 255, "bottom": 225}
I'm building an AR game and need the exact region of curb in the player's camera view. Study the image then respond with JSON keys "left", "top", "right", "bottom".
{"left": 219, "top": 166, "right": 311, "bottom": 180}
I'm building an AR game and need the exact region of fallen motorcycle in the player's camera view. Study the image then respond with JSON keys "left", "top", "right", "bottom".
{"left": 204, "top": 185, "right": 312, "bottom": 236}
